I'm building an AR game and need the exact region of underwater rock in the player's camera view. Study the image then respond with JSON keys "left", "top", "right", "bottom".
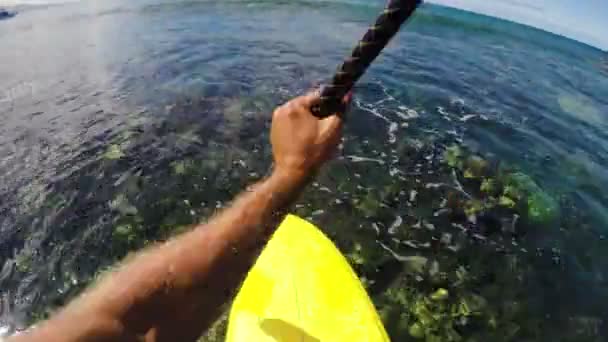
{"left": 498, "top": 196, "right": 516, "bottom": 209}
{"left": 109, "top": 194, "right": 138, "bottom": 216}
{"left": 502, "top": 185, "right": 522, "bottom": 201}
{"left": 346, "top": 242, "right": 365, "bottom": 265}
{"left": 443, "top": 145, "right": 464, "bottom": 169}
{"left": 464, "top": 200, "right": 484, "bottom": 219}
{"left": 15, "top": 252, "right": 33, "bottom": 273}
{"left": 409, "top": 322, "right": 425, "bottom": 339}
{"left": 354, "top": 192, "right": 381, "bottom": 217}
{"left": 221, "top": 97, "right": 247, "bottom": 138}
{"left": 403, "top": 256, "right": 429, "bottom": 274}
{"left": 413, "top": 299, "right": 435, "bottom": 326}
{"left": 504, "top": 172, "right": 537, "bottom": 194}
{"left": 504, "top": 172, "right": 559, "bottom": 225}
{"left": 113, "top": 224, "right": 136, "bottom": 242}
{"left": 457, "top": 293, "right": 487, "bottom": 316}
{"left": 104, "top": 144, "right": 125, "bottom": 160}
{"left": 171, "top": 159, "right": 192, "bottom": 175}
{"left": 527, "top": 191, "right": 559, "bottom": 225}
{"left": 480, "top": 178, "right": 497, "bottom": 196}
{"left": 464, "top": 156, "right": 488, "bottom": 178}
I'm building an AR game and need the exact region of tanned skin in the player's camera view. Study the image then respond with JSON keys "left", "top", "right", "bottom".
{"left": 10, "top": 92, "right": 349, "bottom": 342}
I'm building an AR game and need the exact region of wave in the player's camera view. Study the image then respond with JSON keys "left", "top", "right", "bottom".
{"left": 409, "top": 4, "right": 604, "bottom": 62}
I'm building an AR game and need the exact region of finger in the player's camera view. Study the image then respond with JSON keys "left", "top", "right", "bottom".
{"left": 342, "top": 91, "right": 353, "bottom": 105}
{"left": 331, "top": 91, "right": 353, "bottom": 120}
{"left": 297, "top": 91, "right": 322, "bottom": 109}
{"left": 318, "top": 114, "right": 343, "bottom": 142}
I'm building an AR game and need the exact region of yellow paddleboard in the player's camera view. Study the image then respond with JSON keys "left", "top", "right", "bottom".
{"left": 226, "top": 215, "right": 389, "bottom": 342}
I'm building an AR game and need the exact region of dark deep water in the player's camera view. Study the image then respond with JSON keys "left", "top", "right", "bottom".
{"left": 1, "top": 0, "right": 608, "bottom": 340}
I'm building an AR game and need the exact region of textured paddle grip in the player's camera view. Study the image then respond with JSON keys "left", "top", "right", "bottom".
{"left": 313, "top": 0, "right": 422, "bottom": 118}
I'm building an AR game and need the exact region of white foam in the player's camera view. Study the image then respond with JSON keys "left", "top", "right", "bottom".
{"left": 354, "top": 99, "right": 390, "bottom": 123}
{"left": 0, "top": 324, "right": 9, "bottom": 341}
{"left": 395, "top": 106, "right": 420, "bottom": 120}
{"left": 343, "top": 155, "right": 385, "bottom": 165}
{"left": 388, "top": 122, "right": 398, "bottom": 144}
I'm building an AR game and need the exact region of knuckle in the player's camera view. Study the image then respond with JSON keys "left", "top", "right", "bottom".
{"left": 272, "top": 109, "right": 281, "bottom": 119}
{"left": 274, "top": 104, "right": 287, "bottom": 116}
{"left": 291, "top": 96, "right": 304, "bottom": 106}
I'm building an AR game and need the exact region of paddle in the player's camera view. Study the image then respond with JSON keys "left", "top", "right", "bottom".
{"left": 313, "top": 0, "right": 422, "bottom": 117}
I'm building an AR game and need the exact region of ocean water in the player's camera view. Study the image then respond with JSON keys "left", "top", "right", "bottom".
{"left": 1, "top": 0, "right": 607, "bottom": 340}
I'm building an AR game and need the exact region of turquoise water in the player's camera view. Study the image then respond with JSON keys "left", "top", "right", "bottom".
{"left": 1, "top": 0, "right": 607, "bottom": 340}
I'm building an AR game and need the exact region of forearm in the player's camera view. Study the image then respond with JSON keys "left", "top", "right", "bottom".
{"left": 12, "top": 169, "right": 309, "bottom": 342}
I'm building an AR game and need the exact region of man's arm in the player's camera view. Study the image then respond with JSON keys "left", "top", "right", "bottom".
{"left": 11, "top": 92, "right": 346, "bottom": 342}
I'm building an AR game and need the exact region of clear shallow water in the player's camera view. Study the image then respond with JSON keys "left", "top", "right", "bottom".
{"left": 1, "top": 0, "right": 608, "bottom": 340}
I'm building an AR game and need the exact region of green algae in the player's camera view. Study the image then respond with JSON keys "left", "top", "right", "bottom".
{"left": 103, "top": 144, "right": 125, "bottom": 160}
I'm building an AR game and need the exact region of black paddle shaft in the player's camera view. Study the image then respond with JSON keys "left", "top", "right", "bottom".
{"left": 313, "top": 0, "right": 422, "bottom": 117}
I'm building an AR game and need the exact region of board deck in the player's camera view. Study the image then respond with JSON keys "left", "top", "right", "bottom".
{"left": 226, "top": 215, "right": 389, "bottom": 342}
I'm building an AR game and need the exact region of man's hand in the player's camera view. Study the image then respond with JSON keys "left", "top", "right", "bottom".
{"left": 271, "top": 92, "right": 351, "bottom": 180}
